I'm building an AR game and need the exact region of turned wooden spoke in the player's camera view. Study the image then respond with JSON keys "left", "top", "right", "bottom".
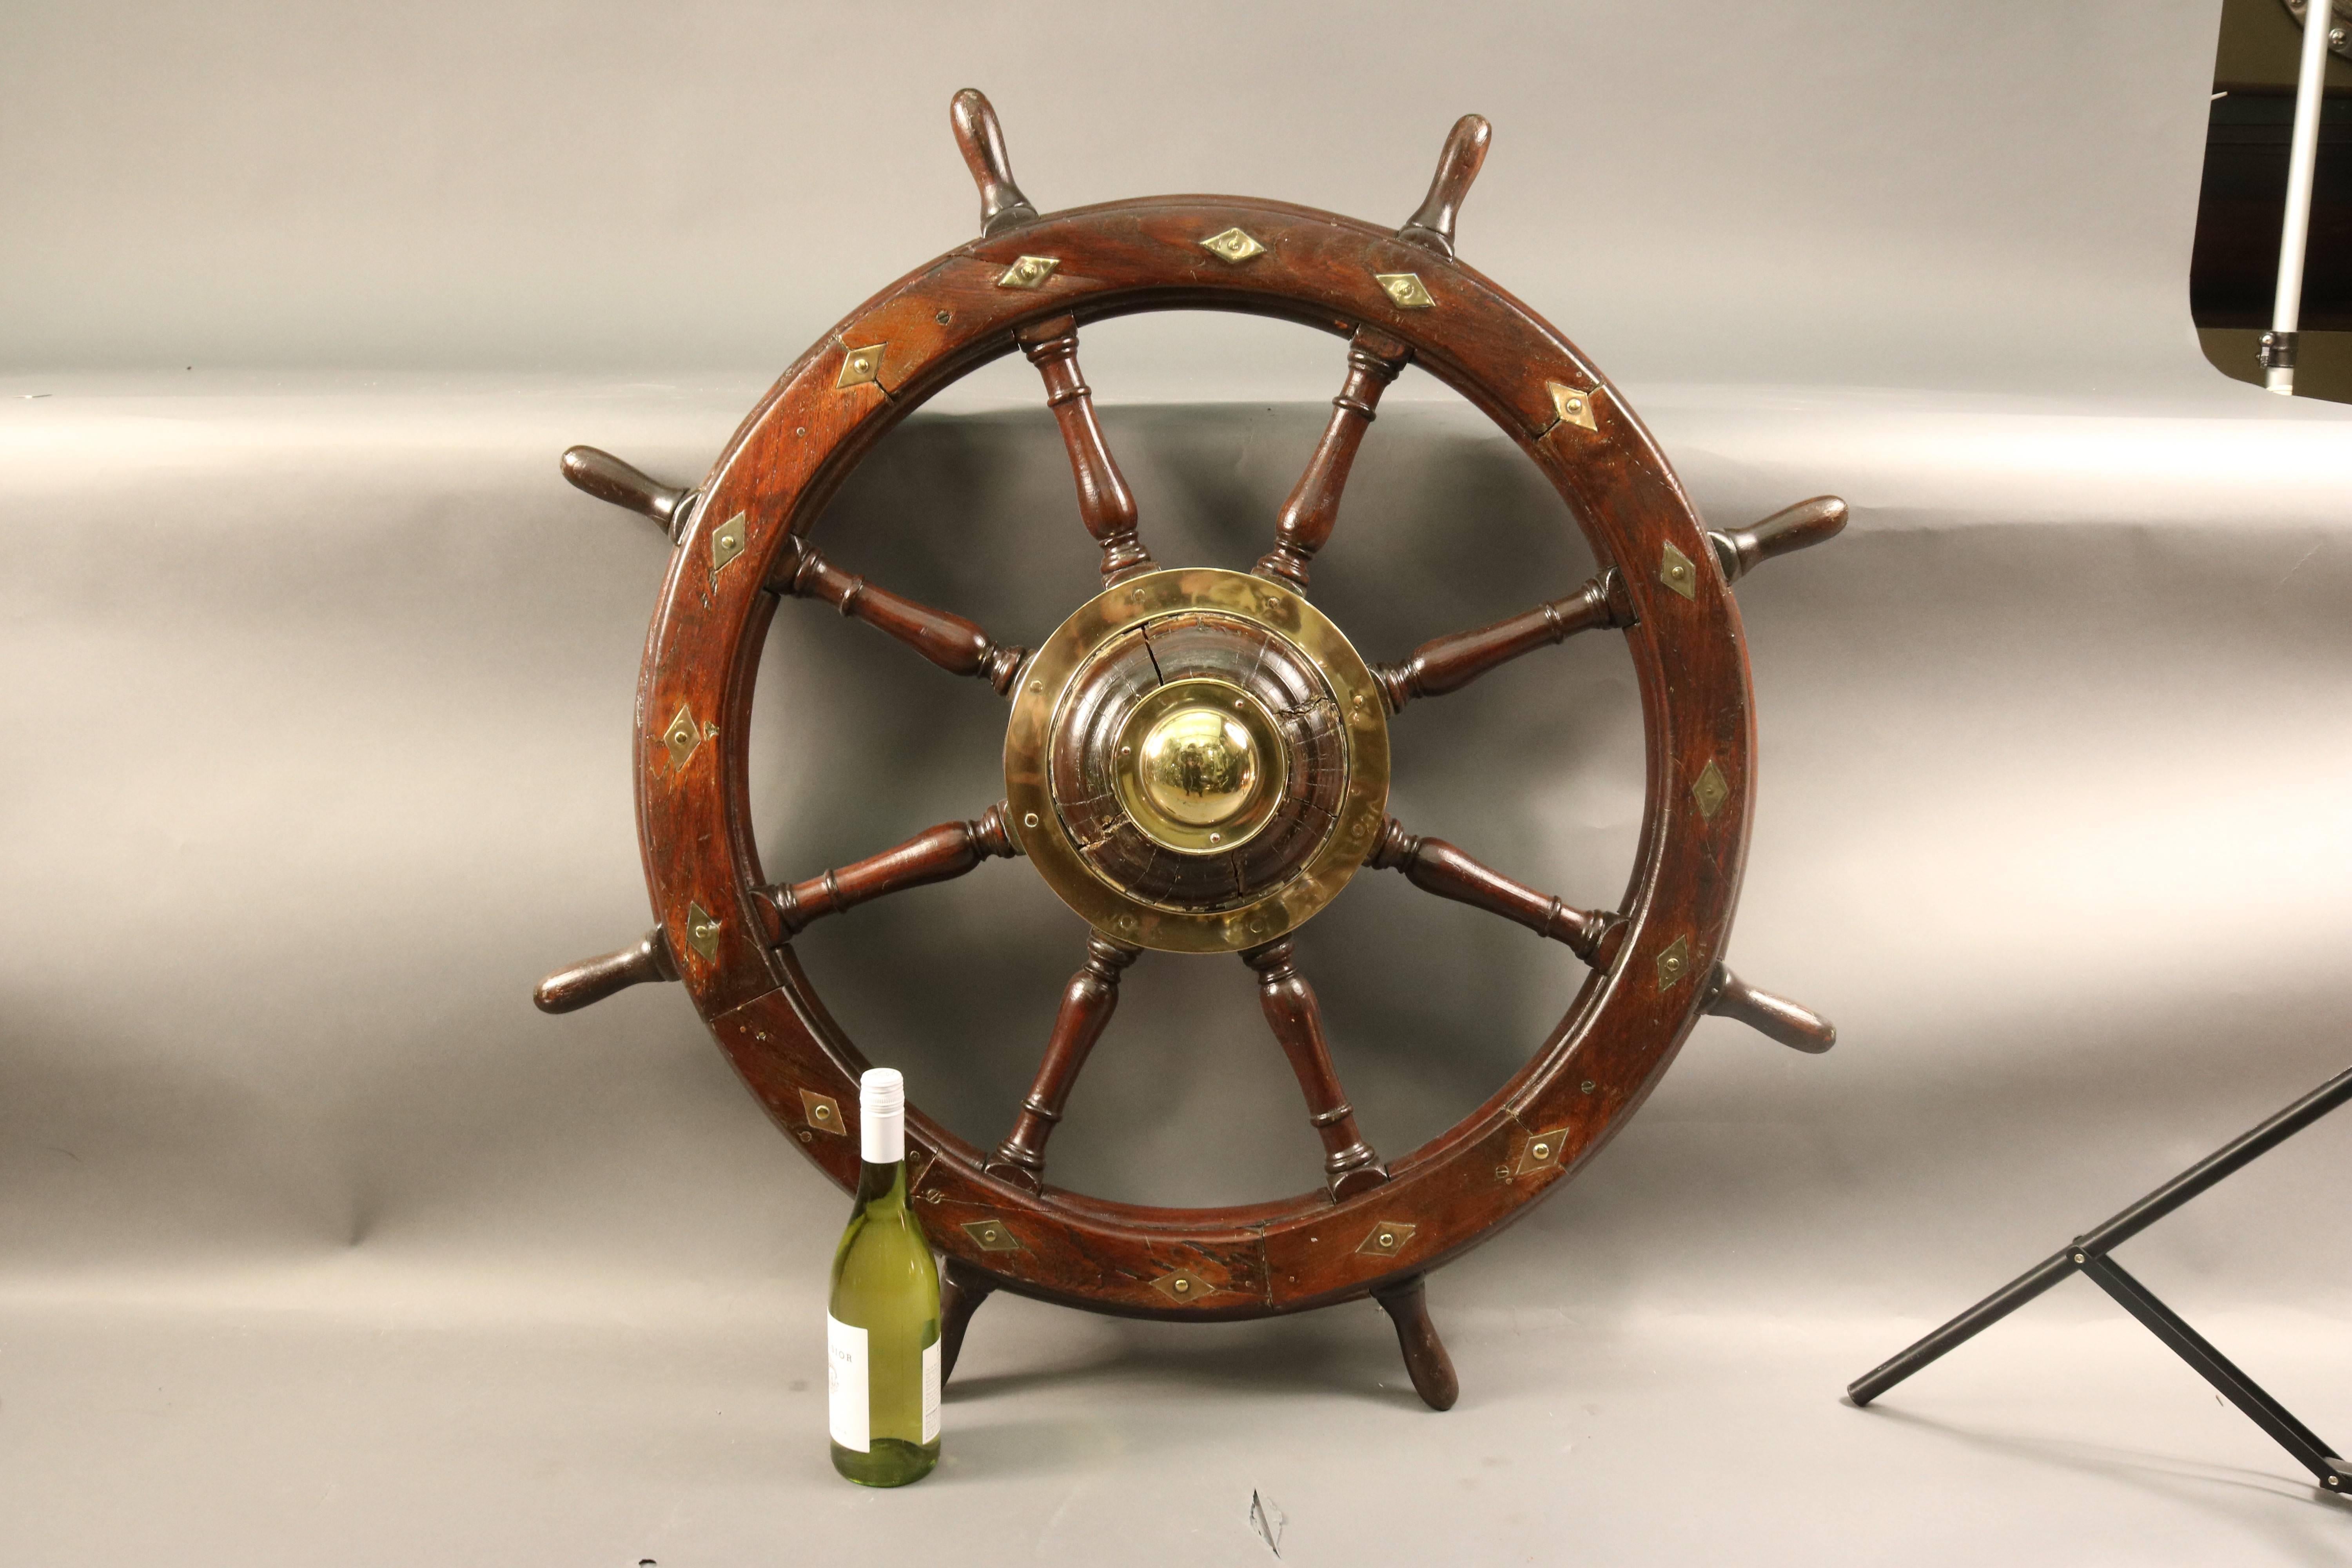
{"left": 1708, "top": 495, "right": 1847, "bottom": 584}
{"left": 984, "top": 932, "right": 1142, "bottom": 1193}
{"left": 533, "top": 927, "right": 680, "bottom": 1014}
{"left": 1241, "top": 938, "right": 1386, "bottom": 1201}
{"left": 948, "top": 89, "right": 1040, "bottom": 236}
{"left": 1368, "top": 818, "right": 1621, "bottom": 964}
{"left": 937, "top": 1255, "right": 997, "bottom": 1383}
{"left": 755, "top": 804, "right": 1020, "bottom": 940}
{"left": 1018, "top": 316, "right": 1151, "bottom": 584}
{"left": 1252, "top": 327, "right": 1409, "bottom": 592}
{"left": 1370, "top": 819, "right": 1838, "bottom": 1053}
{"left": 1374, "top": 1277, "right": 1460, "bottom": 1411}
{"left": 560, "top": 445, "right": 697, "bottom": 542}
{"left": 774, "top": 535, "right": 1027, "bottom": 694}
{"left": 1371, "top": 568, "right": 1636, "bottom": 712}
{"left": 1394, "top": 114, "right": 1492, "bottom": 260}
{"left": 1702, "top": 964, "right": 1838, "bottom": 1054}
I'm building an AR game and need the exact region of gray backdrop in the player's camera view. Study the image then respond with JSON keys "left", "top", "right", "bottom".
{"left": 4, "top": 3, "right": 2348, "bottom": 1564}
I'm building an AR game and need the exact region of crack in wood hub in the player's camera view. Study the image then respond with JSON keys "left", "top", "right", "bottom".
{"left": 1005, "top": 568, "right": 1390, "bottom": 953}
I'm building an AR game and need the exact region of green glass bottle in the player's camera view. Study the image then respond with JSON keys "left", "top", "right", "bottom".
{"left": 827, "top": 1067, "right": 941, "bottom": 1486}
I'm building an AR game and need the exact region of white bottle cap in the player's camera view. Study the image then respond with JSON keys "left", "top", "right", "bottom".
{"left": 859, "top": 1067, "right": 905, "bottom": 1164}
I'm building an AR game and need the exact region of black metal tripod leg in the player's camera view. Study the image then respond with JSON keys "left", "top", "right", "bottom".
{"left": 1847, "top": 1251, "right": 2077, "bottom": 1406}
{"left": 2075, "top": 1252, "right": 2348, "bottom": 1490}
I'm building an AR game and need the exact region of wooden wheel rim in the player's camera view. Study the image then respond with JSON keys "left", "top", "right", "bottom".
{"left": 636, "top": 195, "right": 1755, "bottom": 1321}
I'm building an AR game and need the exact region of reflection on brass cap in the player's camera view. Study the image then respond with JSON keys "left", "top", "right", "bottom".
{"left": 1112, "top": 677, "right": 1287, "bottom": 856}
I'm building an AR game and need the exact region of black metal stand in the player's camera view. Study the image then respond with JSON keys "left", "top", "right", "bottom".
{"left": 1847, "top": 1063, "right": 2352, "bottom": 1494}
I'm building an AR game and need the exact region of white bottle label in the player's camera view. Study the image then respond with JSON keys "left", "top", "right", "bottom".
{"left": 827, "top": 1315, "right": 868, "bottom": 1452}
{"left": 922, "top": 1338, "right": 942, "bottom": 1443}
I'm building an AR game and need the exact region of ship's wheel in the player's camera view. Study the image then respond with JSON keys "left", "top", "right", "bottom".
{"left": 535, "top": 91, "right": 1844, "bottom": 1410}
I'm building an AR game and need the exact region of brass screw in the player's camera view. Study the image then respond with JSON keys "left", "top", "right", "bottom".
{"left": 1581, "top": 1080, "right": 1596, "bottom": 1093}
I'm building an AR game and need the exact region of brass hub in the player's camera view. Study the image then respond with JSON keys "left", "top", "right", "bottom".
{"left": 1004, "top": 568, "right": 1390, "bottom": 955}
{"left": 1114, "top": 679, "right": 1287, "bottom": 854}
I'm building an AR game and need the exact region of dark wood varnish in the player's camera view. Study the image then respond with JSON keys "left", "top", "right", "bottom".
{"left": 1371, "top": 570, "right": 1633, "bottom": 711}
{"left": 534, "top": 90, "right": 1844, "bottom": 1414}
{"left": 1020, "top": 316, "right": 1152, "bottom": 584}
{"left": 986, "top": 933, "right": 1141, "bottom": 1191}
{"left": 756, "top": 805, "right": 1019, "bottom": 939}
{"left": 1368, "top": 818, "right": 1619, "bottom": 964}
{"left": 1243, "top": 938, "right": 1386, "bottom": 1202}
{"left": 532, "top": 927, "right": 678, "bottom": 1013}
{"left": 1254, "top": 327, "right": 1408, "bottom": 592}
{"left": 774, "top": 535, "right": 1028, "bottom": 694}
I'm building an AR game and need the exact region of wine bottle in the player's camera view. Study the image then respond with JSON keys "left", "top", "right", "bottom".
{"left": 827, "top": 1067, "right": 942, "bottom": 1486}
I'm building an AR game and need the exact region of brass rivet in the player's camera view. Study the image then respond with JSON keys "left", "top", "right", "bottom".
{"left": 1377, "top": 1232, "right": 1394, "bottom": 1247}
{"left": 814, "top": 1105, "right": 831, "bottom": 1122}
{"left": 1173, "top": 1278, "right": 1191, "bottom": 1293}
{"left": 1031, "top": 680, "right": 1044, "bottom": 692}
{"left": 1209, "top": 833, "right": 1221, "bottom": 844}
{"left": 1532, "top": 1142, "right": 1551, "bottom": 1160}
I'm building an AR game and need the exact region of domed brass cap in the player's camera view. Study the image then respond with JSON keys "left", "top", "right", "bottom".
{"left": 1113, "top": 678, "right": 1287, "bottom": 853}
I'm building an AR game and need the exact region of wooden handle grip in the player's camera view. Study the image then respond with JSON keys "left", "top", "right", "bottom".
{"left": 561, "top": 446, "right": 693, "bottom": 537}
{"left": 1368, "top": 819, "right": 1612, "bottom": 962}
{"left": 1706, "top": 964, "right": 1837, "bottom": 1053}
{"left": 1372, "top": 570, "right": 1630, "bottom": 711}
{"left": 950, "top": 88, "right": 1038, "bottom": 235}
{"left": 533, "top": 928, "right": 679, "bottom": 1014}
{"left": 1396, "top": 113, "right": 1492, "bottom": 258}
{"left": 1709, "top": 495, "right": 1847, "bottom": 583}
{"left": 776, "top": 537, "right": 1028, "bottom": 693}
{"left": 762, "top": 806, "right": 1019, "bottom": 938}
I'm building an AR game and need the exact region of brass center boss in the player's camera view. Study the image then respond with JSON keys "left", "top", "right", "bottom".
{"left": 1004, "top": 567, "right": 1392, "bottom": 954}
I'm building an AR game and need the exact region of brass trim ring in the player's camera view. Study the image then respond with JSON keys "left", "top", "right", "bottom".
{"left": 1004, "top": 566, "right": 1391, "bottom": 954}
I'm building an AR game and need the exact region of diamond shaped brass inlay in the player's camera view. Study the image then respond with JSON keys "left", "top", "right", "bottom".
{"left": 835, "top": 342, "right": 885, "bottom": 388}
{"left": 683, "top": 902, "right": 721, "bottom": 961}
{"left": 1546, "top": 379, "right": 1599, "bottom": 432}
{"left": 996, "top": 255, "right": 1060, "bottom": 290}
{"left": 710, "top": 510, "right": 748, "bottom": 575}
{"left": 1355, "top": 1220, "right": 1419, "bottom": 1258}
{"left": 1151, "top": 1267, "right": 1215, "bottom": 1303}
{"left": 799, "top": 1089, "right": 844, "bottom": 1136}
{"left": 1515, "top": 1126, "right": 1572, "bottom": 1176}
{"left": 1372, "top": 271, "right": 1436, "bottom": 309}
{"left": 1656, "top": 934, "right": 1694, "bottom": 991}
{"left": 1692, "top": 760, "right": 1730, "bottom": 820}
{"left": 661, "top": 702, "right": 703, "bottom": 768}
{"left": 1200, "top": 227, "right": 1267, "bottom": 264}
{"left": 962, "top": 1219, "right": 1024, "bottom": 1254}
{"left": 1659, "top": 542, "right": 1699, "bottom": 600}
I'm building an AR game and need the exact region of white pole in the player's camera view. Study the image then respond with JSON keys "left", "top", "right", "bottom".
{"left": 2267, "top": 2, "right": 2337, "bottom": 394}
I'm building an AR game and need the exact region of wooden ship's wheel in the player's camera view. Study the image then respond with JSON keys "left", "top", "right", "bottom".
{"left": 535, "top": 91, "right": 1845, "bottom": 1410}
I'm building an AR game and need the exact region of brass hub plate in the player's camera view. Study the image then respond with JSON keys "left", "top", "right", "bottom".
{"left": 1005, "top": 567, "right": 1391, "bottom": 954}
